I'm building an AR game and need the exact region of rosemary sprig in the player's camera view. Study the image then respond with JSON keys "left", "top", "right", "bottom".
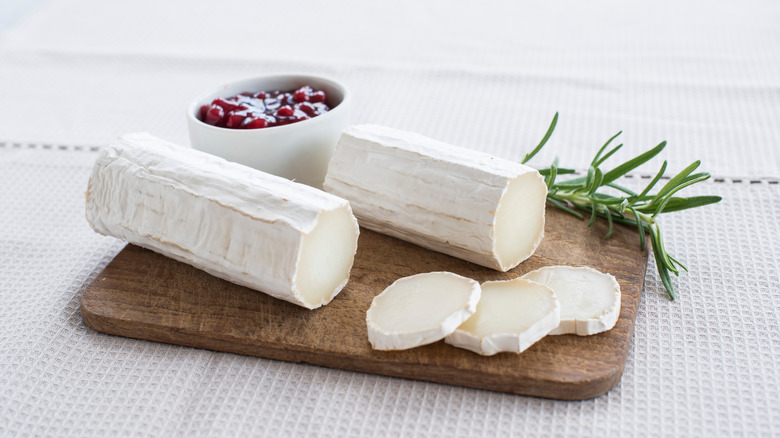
{"left": 522, "top": 113, "right": 722, "bottom": 300}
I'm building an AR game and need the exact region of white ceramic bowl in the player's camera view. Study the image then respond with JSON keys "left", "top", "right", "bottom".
{"left": 186, "top": 74, "right": 350, "bottom": 188}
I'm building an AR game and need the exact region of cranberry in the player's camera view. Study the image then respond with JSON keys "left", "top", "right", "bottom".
{"left": 198, "top": 85, "right": 332, "bottom": 129}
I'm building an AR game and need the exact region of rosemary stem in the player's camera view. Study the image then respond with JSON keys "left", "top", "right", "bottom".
{"left": 523, "top": 111, "right": 721, "bottom": 300}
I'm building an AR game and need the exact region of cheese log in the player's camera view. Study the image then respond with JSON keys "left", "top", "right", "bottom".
{"left": 323, "top": 124, "right": 547, "bottom": 272}
{"left": 521, "top": 266, "right": 621, "bottom": 335}
{"left": 85, "top": 132, "right": 360, "bottom": 309}
{"left": 444, "top": 278, "right": 559, "bottom": 356}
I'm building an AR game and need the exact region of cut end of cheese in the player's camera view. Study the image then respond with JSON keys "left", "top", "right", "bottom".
{"left": 493, "top": 172, "right": 547, "bottom": 271}
{"left": 366, "top": 272, "right": 481, "bottom": 350}
{"left": 521, "top": 266, "right": 621, "bottom": 336}
{"left": 444, "top": 278, "right": 560, "bottom": 356}
{"left": 294, "top": 206, "right": 360, "bottom": 309}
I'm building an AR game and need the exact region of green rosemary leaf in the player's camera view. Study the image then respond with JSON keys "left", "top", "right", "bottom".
{"left": 629, "top": 206, "right": 647, "bottom": 250}
{"left": 626, "top": 194, "right": 656, "bottom": 204}
{"left": 539, "top": 167, "right": 575, "bottom": 176}
{"left": 546, "top": 162, "right": 558, "bottom": 189}
{"left": 605, "top": 206, "right": 614, "bottom": 239}
{"left": 591, "top": 193, "right": 624, "bottom": 205}
{"left": 654, "top": 225, "right": 678, "bottom": 275}
{"left": 607, "top": 182, "right": 638, "bottom": 196}
{"left": 635, "top": 160, "right": 668, "bottom": 201}
{"left": 585, "top": 166, "right": 595, "bottom": 191}
{"left": 588, "top": 168, "right": 604, "bottom": 195}
{"left": 654, "top": 247, "right": 676, "bottom": 300}
{"left": 669, "top": 254, "right": 688, "bottom": 272}
{"left": 652, "top": 195, "right": 722, "bottom": 213}
{"left": 652, "top": 173, "right": 712, "bottom": 217}
{"left": 601, "top": 141, "right": 667, "bottom": 185}
{"left": 650, "top": 160, "right": 701, "bottom": 204}
{"left": 587, "top": 199, "right": 598, "bottom": 227}
{"left": 595, "top": 143, "right": 624, "bottom": 168}
{"left": 547, "top": 197, "right": 585, "bottom": 219}
{"left": 522, "top": 112, "right": 559, "bottom": 164}
{"left": 591, "top": 131, "right": 622, "bottom": 166}
{"left": 553, "top": 176, "right": 587, "bottom": 187}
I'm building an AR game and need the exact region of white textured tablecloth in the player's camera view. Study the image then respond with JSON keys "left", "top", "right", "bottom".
{"left": 1, "top": 1, "right": 779, "bottom": 436}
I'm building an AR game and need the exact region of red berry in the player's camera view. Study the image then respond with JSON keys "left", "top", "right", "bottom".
{"left": 298, "top": 102, "right": 317, "bottom": 117}
{"left": 213, "top": 98, "right": 240, "bottom": 113}
{"left": 225, "top": 112, "right": 247, "bottom": 128}
{"left": 202, "top": 85, "right": 331, "bottom": 129}
{"left": 292, "top": 90, "right": 308, "bottom": 102}
{"left": 310, "top": 91, "right": 326, "bottom": 103}
{"left": 244, "top": 117, "right": 269, "bottom": 129}
{"left": 204, "top": 104, "right": 225, "bottom": 125}
{"left": 276, "top": 105, "right": 294, "bottom": 117}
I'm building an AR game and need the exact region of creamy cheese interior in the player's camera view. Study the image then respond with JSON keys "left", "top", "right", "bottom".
{"left": 493, "top": 172, "right": 547, "bottom": 271}
{"left": 295, "top": 207, "right": 359, "bottom": 308}
{"left": 368, "top": 272, "right": 476, "bottom": 333}
{"left": 523, "top": 267, "right": 617, "bottom": 320}
{"left": 457, "top": 279, "right": 556, "bottom": 337}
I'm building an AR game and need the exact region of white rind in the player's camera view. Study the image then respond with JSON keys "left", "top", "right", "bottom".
{"left": 521, "top": 266, "right": 621, "bottom": 336}
{"left": 366, "top": 272, "right": 481, "bottom": 350}
{"left": 444, "top": 278, "right": 560, "bottom": 356}
{"left": 323, "top": 124, "right": 547, "bottom": 272}
{"left": 85, "top": 132, "right": 360, "bottom": 309}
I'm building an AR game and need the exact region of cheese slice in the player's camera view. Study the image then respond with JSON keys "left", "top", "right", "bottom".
{"left": 85, "top": 132, "right": 360, "bottom": 309}
{"left": 444, "top": 278, "right": 559, "bottom": 356}
{"left": 323, "top": 124, "right": 547, "bottom": 272}
{"left": 366, "top": 272, "right": 481, "bottom": 350}
{"left": 521, "top": 266, "right": 621, "bottom": 335}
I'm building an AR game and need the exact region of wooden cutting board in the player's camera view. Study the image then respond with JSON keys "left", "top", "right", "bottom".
{"left": 81, "top": 207, "right": 648, "bottom": 400}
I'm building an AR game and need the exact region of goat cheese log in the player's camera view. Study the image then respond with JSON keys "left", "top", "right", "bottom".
{"left": 323, "top": 125, "right": 547, "bottom": 271}
{"left": 85, "top": 132, "right": 360, "bottom": 309}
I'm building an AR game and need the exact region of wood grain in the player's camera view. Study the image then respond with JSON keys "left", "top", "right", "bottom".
{"left": 81, "top": 207, "right": 648, "bottom": 400}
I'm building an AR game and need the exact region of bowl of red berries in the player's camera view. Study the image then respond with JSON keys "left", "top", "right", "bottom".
{"left": 187, "top": 74, "right": 350, "bottom": 187}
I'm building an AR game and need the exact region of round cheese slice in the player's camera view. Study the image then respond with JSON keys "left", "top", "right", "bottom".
{"left": 366, "top": 272, "right": 481, "bottom": 350}
{"left": 521, "top": 266, "right": 621, "bottom": 336}
{"left": 444, "top": 278, "right": 559, "bottom": 356}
